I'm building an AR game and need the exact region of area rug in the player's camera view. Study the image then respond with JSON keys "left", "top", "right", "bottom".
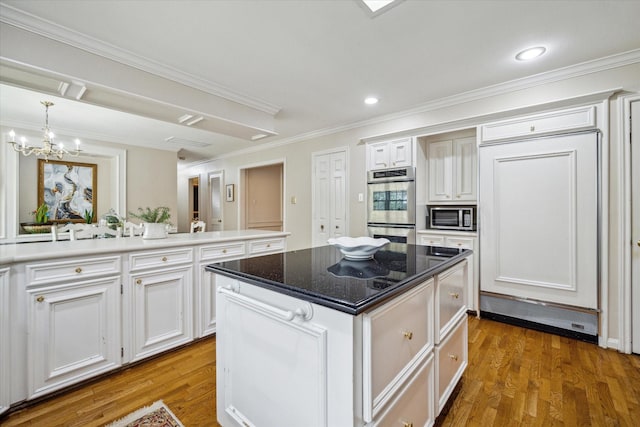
{"left": 105, "top": 400, "right": 184, "bottom": 427}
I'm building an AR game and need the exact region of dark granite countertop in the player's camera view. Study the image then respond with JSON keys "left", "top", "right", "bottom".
{"left": 206, "top": 243, "right": 471, "bottom": 315}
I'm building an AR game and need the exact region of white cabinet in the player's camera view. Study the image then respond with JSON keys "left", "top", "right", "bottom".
{"left": 480, "top": 105, "right": 596, "bottom": 142}
{"left": 427, "top": 137, "right": 477, "bottom": 203}
{"left": 435, "top": 315, "right": 467, "bottom": 413}
{"left": 128, "top": 248, "right": 194, "bottom": 362}
{"left": 367, "top": 138, "right": 413, "bottom": 170}
{"left": 0, "top": 268, "right": 10, "bottom": 415}
{"left": 247, "top": 236, "right": 286, "bottom": 257}
{"left": 418, "top": 230, "right": 478, "bottom": 313}
{"left": 25, "top": 257, "right": 121, "bottom": 399}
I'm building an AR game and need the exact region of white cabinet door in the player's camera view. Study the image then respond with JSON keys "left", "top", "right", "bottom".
{"left": 217, "top": 281, "right": 327, "bottom": 427}
{"left": 368, "top": 141, "right": 390, "bottom": 170}
{"left": 197, "top": 265, "right": 217, "bottom": 338}
{"left": 130, "top": 266, "right": 193, "bottom": 361}
{"left": 27, "top": 276, "right": 121, "bottom": 398}
{"left": 428, "top": 140, "right": 453, "bottom": 202}
{"left": 0, "top": 268, "right": 9, "bottom": 414}
{"left": 453, "top": 137, "right": 477, "bottom": 201}
{"left": 479, "top": 132, "right": 599, "bottom": 308}
{"left": 389, "top": 138, "right": 413, "bottom": 168}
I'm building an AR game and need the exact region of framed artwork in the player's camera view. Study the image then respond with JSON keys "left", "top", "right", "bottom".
{"left": 38, "top": 159, "right": 97, "bottom": 223}
{"left": 226, "top": 184, "right": 234, "bottom": 202}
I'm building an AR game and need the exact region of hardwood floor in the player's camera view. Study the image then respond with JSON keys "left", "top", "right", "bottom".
{"left": 2, "top": 316, "right": 639, "bottom": 426}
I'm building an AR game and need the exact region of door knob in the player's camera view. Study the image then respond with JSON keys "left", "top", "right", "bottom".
{"left": 320, "top": 225, "right": 324, "bottom": 231}
{"left": 637, "top": 240, "right": 640, "bottom": 247}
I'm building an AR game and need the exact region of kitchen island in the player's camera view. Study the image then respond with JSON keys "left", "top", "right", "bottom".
{"left": 207, "top": 243, "right": 471, "bottom": 427}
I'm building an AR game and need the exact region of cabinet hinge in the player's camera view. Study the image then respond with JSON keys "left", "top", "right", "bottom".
{"left": 120, "top": 284, "right": 123, "bottom": 294}
{"left": 121, "top": 347, "right": 124, "bottom": 358}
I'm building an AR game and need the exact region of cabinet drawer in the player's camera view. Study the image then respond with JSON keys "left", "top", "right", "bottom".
{"left": 247, "top": 237, "right": 285, "bottom": 256}
{"left": 26, "top": 256, "right": 121, "bottom": 286}
{"left": 445, "top": 236, "right": 473, "bottom": 250}
{"left": 369, "top": 353, "right": 434, "bottom": 427}
{"left": 419, "top": 234, "right": 445, "bottom": 247}
{"left": 435, "top": 316, "right": 468, "bottom": 413}
{"left": 199, "top": 241, "right": 246, "bottom": 261}
{"left": 481, "top": 105, "right": 596, "bottom": 142}
{"left": 363, "top": 279, "right": 434, "bottom": 422}
{"left": 436, "top": 260, "right": 467, "bottom": 343}
{"left": 129, "top": 248, "right": 193, "bottom": 271}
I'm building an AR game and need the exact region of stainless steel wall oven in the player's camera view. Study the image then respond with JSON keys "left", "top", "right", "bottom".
{"left": 367, "top": 167, "right": 416, "bottom": 243}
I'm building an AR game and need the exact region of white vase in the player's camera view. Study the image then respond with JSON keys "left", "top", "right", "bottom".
{"left": 142, "top": 222, "right": 167, "bottom": 239}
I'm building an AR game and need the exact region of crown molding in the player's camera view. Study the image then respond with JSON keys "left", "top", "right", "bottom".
{"left": 0, "top": 3, "right": 282, "bottom": 116}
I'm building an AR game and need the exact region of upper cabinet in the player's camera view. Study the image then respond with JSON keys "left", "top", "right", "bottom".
{"left": 427, "top": 136, "right": 477, "bottom": 203}
{"left": 367, "top": 137, "right": 414, "bottom": 170}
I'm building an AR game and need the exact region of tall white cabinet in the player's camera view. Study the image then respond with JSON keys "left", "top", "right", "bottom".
{"left": 427, "top": 136, "right": 476, "bottom": 203}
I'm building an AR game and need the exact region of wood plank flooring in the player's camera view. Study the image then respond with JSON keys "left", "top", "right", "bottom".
{"left": 2, "top": 316, "right": 639, "bottom": 426}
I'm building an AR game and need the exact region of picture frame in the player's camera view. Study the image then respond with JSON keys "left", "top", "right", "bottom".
{"left": 38, "top": 159, "right": 97, "bottom": 223}
{"left": 226, "top": 184, "right": 234, "bottom": 202}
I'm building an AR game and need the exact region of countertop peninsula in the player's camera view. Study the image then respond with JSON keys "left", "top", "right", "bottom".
{"left": 0, "top": 230, "right": 290, "bottom": 264}
{"left": 207, "top": 243, "right": 471, "bottom": 314}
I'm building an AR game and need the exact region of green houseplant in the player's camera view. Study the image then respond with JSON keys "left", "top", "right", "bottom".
{"left": 21, "top": 203, "right": 54, "bottom": 234}
{"left": 128, "top": 206, "right": 171, "bottom": 239}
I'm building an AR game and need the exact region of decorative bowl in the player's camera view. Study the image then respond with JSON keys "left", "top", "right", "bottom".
{"left": 20, "top": 222, "right": 54, "bottom": 234}
{"left": 327, "top": 236, "right": 390, "bottom": 260}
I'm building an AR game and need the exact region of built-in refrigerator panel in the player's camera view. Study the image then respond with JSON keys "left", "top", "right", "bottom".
{"left": 478, "top": 131, "right": 599, "bottom": 338}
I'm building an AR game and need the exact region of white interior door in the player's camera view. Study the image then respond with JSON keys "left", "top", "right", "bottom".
{"left": 632, "top": 100, "right": 640, "bottom": 354}
{"left": 209, "top": 171, "right": 223, "bottom": 231}
{"left": 312, "top": 149, "right": 347, "bottom": 247}
{"left": 479, "top": 132, "right": 599, "bottom": 309}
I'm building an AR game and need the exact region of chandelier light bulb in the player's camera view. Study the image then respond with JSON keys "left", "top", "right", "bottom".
{"left": 9, "top": 130, "right": 15, "bottom": 141}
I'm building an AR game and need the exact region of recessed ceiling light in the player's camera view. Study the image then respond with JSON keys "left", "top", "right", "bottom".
{"left": 364, "top": 97, "right": 379, "bottom": 105}
{"left": 515, "top": 46, "right": 547, "bottom": 61}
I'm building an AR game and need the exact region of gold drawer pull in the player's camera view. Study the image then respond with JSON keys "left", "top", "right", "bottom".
{"left": 403, "top": 422, "right": 413, "bottom": 427}
{"left": 222, "top": 249, "right": 227, "bottom": 254}
{"left": 267, "top": 244, "right": 271, "bottom": 248}
{"left": 161, "top": 256, "right": 168, "bottom": 262}
{"left": 75, "top": 267, "right": 82, "bottom": 273}
{"left": 403, "top": 331, "right": 413, "bottom": 340}
{"left": 36, "top": 296, "right": 45, "bottom": 303}
{"left": 449, "top": 354, "right": 459, "bottom": 361}
{"left": 136, "top": 279, "right": 142, "bottom": 285}
{"left": 449, "top": 292, "right": 460, "bottom": 299}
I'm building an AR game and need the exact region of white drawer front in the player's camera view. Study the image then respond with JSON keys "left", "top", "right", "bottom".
{"left": 445, "top": 236, "right": 473, "bottom": 250}
{"left": 363, "top": 279, "right": 434, "bottom": 421}
{"left": 481, "top": 105, "right": 596, "bottom": 142}
{"left": 435, "top": 316, "right": 468, "bottom": 412}
{"left": 129, "top": 248, "right": 193, "bottom": 271}
{"left": 198, "top": 241, "right": 246, "bottom": 261}
{"left": 419, "top": 234, "right": 445, "bottom": 247}
{"left": 26, "top": 256, "right": 121, "bottom": 286}
{"left": 247, "top": 237, "right": 285, "bottom": 256}
{"left": 436, "top": 260, "right": 467, "bottom": 343}
{"left": 370, "top": 353, "right": 434, "bottom": 427}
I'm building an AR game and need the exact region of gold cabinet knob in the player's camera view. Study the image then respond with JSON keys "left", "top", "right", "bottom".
{"left": 403, "top": 331, "right": 413, "bottom": 340}
{"left": 402, "top": 422, "right": 413, "bottom": 427}
{"left": 637, "top": 240, "right": 640, "bottom": 247}
{"left": 75, "top": 267, "right": 82, "bottom": 273}
{"left": 449, "top": 354, "right": 459, "bottom": 361}
{"left": 449, "top": 292, "right": 460, "bottom": 299}
{"left": 222, "top": 249, "right": 227, "bottom": 254}
{"left": 136, "top": 279, "right": 142, "bottom": 285}
{"left": 36, "top": 295, "right": 45, "bottom": 303}
{"left": 267, "top": 243, "right": 271, "bottom": 248}
{"left": 161, "top": 256, "right": 168, "bottom": 262}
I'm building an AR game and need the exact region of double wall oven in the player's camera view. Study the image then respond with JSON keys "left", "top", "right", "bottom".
{"left": 367, "top": 167, "right": 416, "bottom": 244}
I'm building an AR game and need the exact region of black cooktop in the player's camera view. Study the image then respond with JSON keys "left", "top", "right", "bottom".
{"left": 206, "top": 243, "right": 471, "bottom": 315}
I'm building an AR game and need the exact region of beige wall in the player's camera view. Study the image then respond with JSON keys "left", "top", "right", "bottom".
{"left": 180, "top": 62, "right": 640, "bottom": 343}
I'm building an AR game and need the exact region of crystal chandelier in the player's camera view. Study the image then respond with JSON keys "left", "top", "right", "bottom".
{"left": 7, "top": 101, "right": 82, "bottom": 161}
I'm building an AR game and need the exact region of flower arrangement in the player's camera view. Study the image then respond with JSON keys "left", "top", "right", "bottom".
{"left": 128, "top": 206, "right": 171, "bottom": 224}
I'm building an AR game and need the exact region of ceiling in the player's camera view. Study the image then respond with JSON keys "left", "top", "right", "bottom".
{"left": 1, "top": 0, "right": 640, "bottom": 164}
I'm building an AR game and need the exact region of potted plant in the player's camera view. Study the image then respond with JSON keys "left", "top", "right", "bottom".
{"left": 128, "top": 206, "right": 171, "bottom": 239}
{"left": 21, "top": 203, "right": 54, "bottom": 234}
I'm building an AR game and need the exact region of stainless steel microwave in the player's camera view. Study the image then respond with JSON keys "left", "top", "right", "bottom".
{"left": 427, "top": 205, "right": 476, "bottom": 231}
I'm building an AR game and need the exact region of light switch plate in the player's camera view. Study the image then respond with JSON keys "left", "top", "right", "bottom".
{"left": 358, "top": 193, "right": 364, "bottom": 202}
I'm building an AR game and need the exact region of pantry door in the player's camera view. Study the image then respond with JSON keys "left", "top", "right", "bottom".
{"left": 312, "top": 148, "right": 347, "bottom": 247}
